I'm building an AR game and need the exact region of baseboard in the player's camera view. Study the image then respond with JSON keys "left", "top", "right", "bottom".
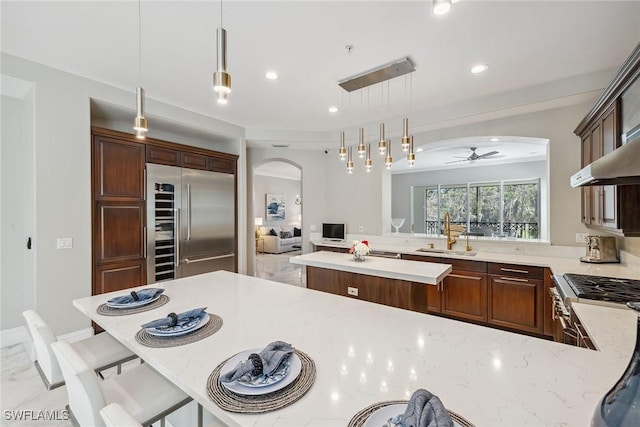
{"left": 0, "top": 325, "right": 30, "bottom": 348}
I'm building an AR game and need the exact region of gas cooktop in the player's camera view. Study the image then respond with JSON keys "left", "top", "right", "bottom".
{"left": 563, "top": 273, "right": 640, "bottom": 304}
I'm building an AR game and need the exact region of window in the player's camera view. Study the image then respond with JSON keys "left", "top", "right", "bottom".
{"left": 423, "top": 179, "right": 540, "bottom": 240}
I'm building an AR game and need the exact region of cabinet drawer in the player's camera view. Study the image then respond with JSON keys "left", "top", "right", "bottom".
{"left": 146, "top": 146, "right": 180, "bottom": 166}
{"left": 402, "top": 254, "right": 486, "bottom": 273}
{"left": 488, "top": 262, "right": 543, "bottom": 279}
{"left": 181, "top": 152, "right": 209, "bottom": 170}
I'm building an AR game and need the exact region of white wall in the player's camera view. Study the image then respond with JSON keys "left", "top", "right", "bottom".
{"left": 392, "top": 160, "right": 547, "bottom": 235}
{"left": 1, "top": 53, "right": 245, "bottom": 335}
{"left": 254, "top": 174, "right": 301, "bottom": 228}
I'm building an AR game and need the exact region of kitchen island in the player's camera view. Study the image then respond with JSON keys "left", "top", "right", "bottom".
{"left": 72, "top": 270, "right": 637, "bottom": 427}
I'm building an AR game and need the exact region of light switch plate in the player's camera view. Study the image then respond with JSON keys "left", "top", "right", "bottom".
{"left": 56, "top": 237, "right": 73, "bottom": 249}
{"left": 358, "top": 225, "right": 364, "bottom": 232}
{"left": 310, "top": 224, "right": 316, "bottom": 231}
{"left": 575, "top": 233, "right": 589, "bottom": 243}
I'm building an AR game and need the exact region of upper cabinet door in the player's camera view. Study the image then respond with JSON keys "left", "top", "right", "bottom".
{"left": 93, "top": 136, "right": 145, "bottom": 200}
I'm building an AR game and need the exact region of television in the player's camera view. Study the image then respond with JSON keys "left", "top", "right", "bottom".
{"left": 322, "top": 223, "right": 346, "bottom": 241}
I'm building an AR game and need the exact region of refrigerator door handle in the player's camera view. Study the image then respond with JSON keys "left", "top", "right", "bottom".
{"left": 186, "top": 183, "right": 192, "bottom": 241}
{"left": 182, "top": 253, "right": 235, "bottom": 264}
{"left": 174, "top": 208, "right": 181, "bottom": 267}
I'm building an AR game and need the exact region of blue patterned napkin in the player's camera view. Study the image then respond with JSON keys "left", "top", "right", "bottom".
{"left": 390, "top": 389, "right": 453, "bottom": 427}
{"left": 141, "top": 307, "right": 207, "bottom": 329}
{"left": 107, "top": 288, "right": 164, "bottom": 305}
{"left": 220, "top": 341, "right": 293, "bottom": 383}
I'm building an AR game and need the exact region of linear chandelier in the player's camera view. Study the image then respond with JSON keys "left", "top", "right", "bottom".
{"left": 337, "top": 57, "right": 417, "bottom": 173}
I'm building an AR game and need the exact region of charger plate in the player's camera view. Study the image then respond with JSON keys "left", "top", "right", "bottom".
{"left": 135, "top": 313, "right": 223, "bottom": 347}
{"left": 207, "top": 349, "right": 315, "bottom": 413}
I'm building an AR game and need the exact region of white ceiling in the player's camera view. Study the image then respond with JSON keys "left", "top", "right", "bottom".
{"left": 3, "top": 0, "right": 640, "bottom": 137}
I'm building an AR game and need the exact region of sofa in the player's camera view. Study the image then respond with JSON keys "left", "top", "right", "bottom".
{"left": 258, "top": 225, "right": 302, "bottom": 254}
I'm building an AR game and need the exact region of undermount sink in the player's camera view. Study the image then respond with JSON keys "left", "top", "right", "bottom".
{"left": 416, "top": 247, "right": 478, "bottom": 257}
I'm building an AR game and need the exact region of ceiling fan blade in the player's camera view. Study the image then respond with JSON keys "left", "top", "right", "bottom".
{"left": 477, "top": 150, "right": 499, "bottom": 158}
{"left": 444, "top": 159, "right": 469, "bottom": 164}
{"left": 453, "top": 156, "right": 469, "bottom": 159}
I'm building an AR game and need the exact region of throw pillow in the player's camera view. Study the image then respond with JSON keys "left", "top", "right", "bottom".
{"left": 293, "top": 227, "right": 301, "bottom": 237}
{"left": 269, "top": 228, "right": 278, "bottom": 236}
{"left": 280, "top": 231, "right": 293, "bottom": 239}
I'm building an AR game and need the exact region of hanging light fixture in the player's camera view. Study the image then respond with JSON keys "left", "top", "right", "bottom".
{"left": 133, "top": 0, "right": 147, "bottom": 139}
{"left": 385, "top": 139, "right": 393, "bottom": 169}
{"left": 347, "top": 146, "right": 354, "bottom": 174}
{"left": 357, "top": 128, "right": 366, "bottom": 158}
{"left": 365, "top": 144, "right": 373, "bottom": 172}
{"left": 213, "top": 0, "right": 231, "bottom": 103}
{"left": 378, "top": 123, "right": 387, "bottom": 155}
{"left": 401, "top": 118, "right": 410, "bottom": 152}
{"left": 407, "top": 135, "right": 416, "bottom": 167}
{"left": 339, "top": 131, "right": 347, "bottom": 161}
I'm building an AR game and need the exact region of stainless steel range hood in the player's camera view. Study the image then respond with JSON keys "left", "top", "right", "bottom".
{"left": 570, "top": 124, "right": 640, "bottom": 187}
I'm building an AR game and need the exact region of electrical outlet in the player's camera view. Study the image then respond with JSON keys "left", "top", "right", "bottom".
{"left": 358, "top": 225, "right": 364, "bottom": 232}
{"left": 575, "top": 233, "right": 589, "bottom": 243}
{"left": 347, "top": 286, "right": 359, "bottom": 296}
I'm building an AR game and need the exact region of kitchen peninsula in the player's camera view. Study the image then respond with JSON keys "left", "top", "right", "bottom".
{"left": 290, "top": 251, "right": 451, "bottom": 314}
{"left": 72, "top": 270, "right": 638, "bottom": 427}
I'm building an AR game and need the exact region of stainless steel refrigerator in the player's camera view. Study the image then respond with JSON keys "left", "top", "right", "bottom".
{"left": 146, "top": 163, "right": 236, "bottom": 283}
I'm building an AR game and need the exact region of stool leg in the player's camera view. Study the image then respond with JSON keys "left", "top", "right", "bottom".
{"left": 197, "top": 404, "right": 203, "bottom": 427}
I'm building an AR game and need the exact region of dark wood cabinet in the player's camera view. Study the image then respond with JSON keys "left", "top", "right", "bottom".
{"left": 306, "top": 266, "right": 428, "bottom": 314}
{"left": 91, "top": 127, "right": 238, "bottom": 300}
{"left": 575, "top": 41, "right": 640, "bottom": 236}
{"left": 92, "top": 134, "right": 146, "bottom": 296}
{"left": 442, "top": 271, "right": 488, "bottom": 322}
{"left": 487, "top": 263, "right": 545, "bottom": 334}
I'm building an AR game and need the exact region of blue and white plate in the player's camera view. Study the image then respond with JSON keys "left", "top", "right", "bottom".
{"left": 146, "top": 313, "right": 209, "bottom": 337}
{"left": 220, "top": 348, "right": 301, "bottom": 396}
{"left": 106, "top": 293, "right": 162, "bottom": 309}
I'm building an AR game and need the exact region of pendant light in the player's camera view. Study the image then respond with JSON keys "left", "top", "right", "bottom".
{"left": 357, "top": 128, "right": 366, "bottom": 158}
{"left": 401, "top": 118, "right": 410, "bottom": 152}
{"left": 365, "top": 144, "right": 373, "bottom": 172}
{"left": 347, "top": 146, "right": 354, "bottom": 174}
{"left": 385, "top": 139, "right": 393, "bottom": 169}
{"left": 339, "top": 131, "right": 347, "bottom": 161}
{"left": 213, "top": 0, "right": 231, "bottom": 103}
{"left": 378, "top": 123, "right": 387, "bottom": 155}
{"left": 407, "top": 135, "right": 415, "bottom": 167}
{"left": 133, "top": 0, "right": 147, "bottom": 139}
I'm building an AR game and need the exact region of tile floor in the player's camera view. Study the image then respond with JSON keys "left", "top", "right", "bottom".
{"left": 254, "top": 250, "right": 306, "bottom": 287}
{"left": 0, "top": 254, "right": 301, "bottom": 426}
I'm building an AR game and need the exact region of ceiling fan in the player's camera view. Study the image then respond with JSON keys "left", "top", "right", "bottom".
{"left": 445, "top": 147, "right": 502, "bottom": 164}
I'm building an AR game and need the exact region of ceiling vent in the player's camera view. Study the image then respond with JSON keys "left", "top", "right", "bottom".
{"left": 338, "top": 57, "right": 415, "bottom": 92}
{"left": 272, "top": 144, "right": 289, "bottom": 148}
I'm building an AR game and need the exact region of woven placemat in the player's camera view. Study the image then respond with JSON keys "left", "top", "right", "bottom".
{"left": 347, "top": 400, "right": 474, "bottom": 427}
{"left": 135, "top": 313, "right": 223, "bottom": 348}
{"left": 96, "top": 295, "right": 170, "bottom": 316}
{"left": 206, "top": 349, "right": 315, "bottom": 413}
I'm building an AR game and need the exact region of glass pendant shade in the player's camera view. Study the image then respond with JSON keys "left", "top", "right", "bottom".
{"left": 133, "top": 87, "right": 148, "bottom": 139}
{"left": 385, "top": 139, "right": 393, "bottom": 169}
{"left": 339, "top": 131, "right": 347, "bottom": 160}
{"left": 407, "top": 135, "right": 415, "bottom": 167}
{"left": 216, "top": 90, "right": 228, "bottom": 104}
{"left": 365, "top": 144, "right": 373, "bottom": 172}
{"left": 213, "top": 28, "right": 231, "bottom": 94}
{"left": 378, "top": 123, "right": 387, "bottom": 155}
{"left": 401, "top": 118, "right": 410, "bottom": 152}
{"left": 347, "top": 146, "right": 354, "bottom": 174}
{"left": 357, "top": 128, "right": 366, "bottom": 158}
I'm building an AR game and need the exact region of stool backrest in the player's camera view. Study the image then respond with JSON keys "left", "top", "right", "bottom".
{"left": 22, "top": 310, "right": 63, "bottom": 385}
{"left": 51, "top": 340, "right": 107, "bottom": 427}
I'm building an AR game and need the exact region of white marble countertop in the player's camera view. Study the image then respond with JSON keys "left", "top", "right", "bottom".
{"left": 312, "top": 239, "right": 640, "bottom": 280}
{"left": 289, "top": 251, "right": 452, "bottom": 284}
{"left": 73, "top": 271, "right": 638, "bottom": 427}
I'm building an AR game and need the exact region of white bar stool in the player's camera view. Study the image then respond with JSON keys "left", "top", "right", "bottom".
{"left": 100, "top": 403, "right": 142, "bottom": 427}
{"left": 23, "top": 310, "right": 137, "bottom": 390}
{"left": 52, "top": 340, "right": 191, "bottom": 427}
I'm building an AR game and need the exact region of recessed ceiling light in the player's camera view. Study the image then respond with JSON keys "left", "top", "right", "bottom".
{"left": 264, "top": 71, "right": 279, "bottom": 80}
{"left": 328, "top": 106, "right": 339, "bottom": 113}
{"left": 471, "top": 64, "right": 489, "bottom": 74}
{"left": 416, "top": 148, "right": 423, "bottom": 152}
{"left": 490, "top": 137, "right": 500, "bottom": 142}
{"left": 432, "top": 0, "right": 452, "bottom": 15}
